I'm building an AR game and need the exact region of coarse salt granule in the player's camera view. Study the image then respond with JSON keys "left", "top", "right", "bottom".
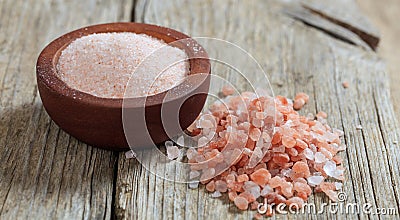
{"left": 185, "top": 89, "right": 346, "bottom": 218}
{"left": 57, "top": 32, "right": 189, "bottom": 98}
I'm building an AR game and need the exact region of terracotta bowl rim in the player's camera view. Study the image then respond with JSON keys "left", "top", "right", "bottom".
{"left": 36, "top": 22, "right": 211, "bottom": 109}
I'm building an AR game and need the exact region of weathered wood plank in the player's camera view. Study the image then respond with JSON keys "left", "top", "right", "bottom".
{"left": 0, "top": 0, "right": 132, "bottom": 219}
{"left": 115, "top": 0, "right": 400, "bottom": 219}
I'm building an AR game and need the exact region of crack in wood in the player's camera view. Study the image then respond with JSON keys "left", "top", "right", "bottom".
{"left": 303, "top": 5, "right": 379, "bottom": 50}
{"left": 284, "top": 4, "right": 373, "bottom": 51}
{"left": 130, "top": 0, "right": 137, "bottom": 22}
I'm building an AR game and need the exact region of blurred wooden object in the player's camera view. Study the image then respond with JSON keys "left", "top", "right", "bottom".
{"left": 0, "top": 0, "right": 399, "bottom": 219}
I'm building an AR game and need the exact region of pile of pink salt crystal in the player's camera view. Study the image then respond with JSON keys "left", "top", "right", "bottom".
{"left": 57, "top": 32, "right": 189, "bottom": 98}
{"left": 293, "top": 92, "right": 309, "bottom": 110}
{"left": 186, "top": 88, "right": 346, "bottom": 217}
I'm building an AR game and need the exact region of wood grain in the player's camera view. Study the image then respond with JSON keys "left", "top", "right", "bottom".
{"left": 0, "top": 0, "right": 132, "bottom": 219}
{"left": 356, "top": 0, "right": 400, "bottom": 126}
{"left": 114, "top": 0, "right": 400, "bottom": 219}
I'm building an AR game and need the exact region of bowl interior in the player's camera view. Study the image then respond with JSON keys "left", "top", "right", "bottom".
{"left": 37, "top": 22, "right": 211, "bottom": 109}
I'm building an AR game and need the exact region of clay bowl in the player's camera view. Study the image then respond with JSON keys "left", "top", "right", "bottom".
{"left": 36, "top": 22, "right": 211, "bottom": 151}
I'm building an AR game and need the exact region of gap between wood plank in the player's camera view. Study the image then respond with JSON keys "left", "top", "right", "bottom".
{"left": 130, "top": 0, "right": 137, "bottom": 22}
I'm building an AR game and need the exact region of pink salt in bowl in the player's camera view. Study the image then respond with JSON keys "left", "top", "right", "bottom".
{"left": 36, "top": 22, "right": 211, "bottom": 151}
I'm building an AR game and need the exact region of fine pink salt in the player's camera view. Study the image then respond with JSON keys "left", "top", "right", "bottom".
{"left": 185, "top": 88, "right": 346, "bottom": 217}
{"left": 57, "top": 32, "right": 189, "bottom": 98}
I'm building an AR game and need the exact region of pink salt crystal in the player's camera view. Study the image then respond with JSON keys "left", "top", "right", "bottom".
{"left": 206, "top": 180, "right": 216, "bottom": 192}
{"left": 211, "top": 191, "right": 222, "bottom": 198}
{"left": 281, "top": 168, "right": 292, "bottom": 177}
{"left": 166, "top": 145, "right": 180, "bottom": 160}
{"left": 272, "top": 153, "right": 290, "bottom": 164}
{"left": 250, "top": 201, "right": 259, "bottom": 210}
{"left": 188, "top": 181, "right": 199, "bottom": 189}
{"left": 187, "top": 89, "right": 347, "bottom": 216}
{"left": 272, "top": 145, "right": 285, "bottom": 153}
{"left": 306, "top": 113, "right": 315, "bottom": 120}
{"left": 256, "top": 111, "right": 267, "bottom": 119}
{"left": 248, "top": 147, "right": 263, "bottom": 168}
{"left": 296, "top": 139, "right": 308, "bottom": 149}
{"left": 243, "top": 148, "right": 253, "bottom": 156}
{"left": 252, "top": 118, "right": 264, "bottom": 128}
{"left": 323, "top": 161, "right": 337, "bottom": 178}
{"left": 281, "top": 182, "right": 294, "bottom": 198}
{"left": 228, "top": 191, "right": 238, "bottom": 201}
{"left": 293, "top": 98, "right": 306, "bottom": 110}
{"left": 272, "top": 131, "right": 282, "bottom": 144}
{"left": 198, "top": 136, "right": 209, "bottom": 147}
{"left": 273, "top": 193, "right": 287, "bottom": 204}
{"left": 243, "top": 181, "right": 261, "bottom": 198}
{"left": 323, "top": 189, "right": 338, "bottom": 202}
{"left": 215, "top": 180, "right": 228, "bottom": 192}
{"left": 176, "top": 136, "right": 185, "bottom": 146}
{"left": 286, "top": 197, "right": 304, "bottom": 209}
{"left": 316, "top": 111, "right": 328, "bottom": 119}
{"left": 200, "top": 168, "right": 216, "bottom": 182}
{"left": 282, "top": 136, "right": 296, "bottom": 148}
{"left": 165, "top": 141, "right": 174, "bottom": 147}
{"left": 333, "top": 128, "right": 344, "bottom": 137}
{"left": 222, "top": 85, "right": 235, "bottom": 96}
{"left": 294, "top": 177, "right": 308, "bottom": 184}
{"left": 199, "top": 119, "right": 215, "bottom": 129}
{"left": 186, "top": 148, "right": 198, "bottom": 161}
{"left": 249, "top": 128, "right": 261, "bottom": 141}
{"left": 342, "top": 81, "right": 350, "bottom": 88}
{"left": 320, "top": 148, "right": 333, "bottom": 160}
{"left": 292, "top": 161, "right": 311, "bottom": 177}
{"left": 307, "top": 175, "right": 324, "bottom": 186}
{"left": 269, "top": 176, "right": 284, "bottom": 188}
{"left": 125, "top": 150, "right": 136, "bottom": 159}
{"left": 260, "top": 185, "right": 273, "bottom": 196}
{"left": 294, "top": 182, "right": 312, "bottom": 196}
{"left": 237, "top": 174, "right": 249, "bottom": 182}
{"left": 303, "top": 148, "right": 314, "bottom": 160}
{"left": 320, "top": 182, "right": 338, "bottom": 201}
{"left": 57, "top": 32, "right": 188, "bottom": 98}
{"left": 332, "top": 168, "right": 345, "bottom": 180}
{"left": 189, "top": 170, "right": 200, "bottom": 179}
{"left": 234, "top": 196, "right": 249, "bottom": 210}
{"left": 250, "top": 168, "right": 271, "bottom": 186}
{"left": 238, "top": 192, "right": 256, "bottom": 203}
{"left": 262, "top": 131, "right": 271, "bottom": 142}
{"left": 332, "top": 155, "right": 343, "bottom": 164}
{"left": 334, "top": 182, "right": 343, "bottom": 190}
{"left": 295, "top": 92, "right": 310, "bottom": 103}
{"left": 338, "top": 144, "right": 347, "bottom": 151}
{"left": 314, "top": 152, "right": 327, "bottom": 163}
{"left": 226, "top": 173, "right": 236, "bottom": 182}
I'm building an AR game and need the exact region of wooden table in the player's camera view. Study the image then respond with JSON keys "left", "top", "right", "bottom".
{"left": 1, "top": 0, "right": 399, "bottom": 219}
